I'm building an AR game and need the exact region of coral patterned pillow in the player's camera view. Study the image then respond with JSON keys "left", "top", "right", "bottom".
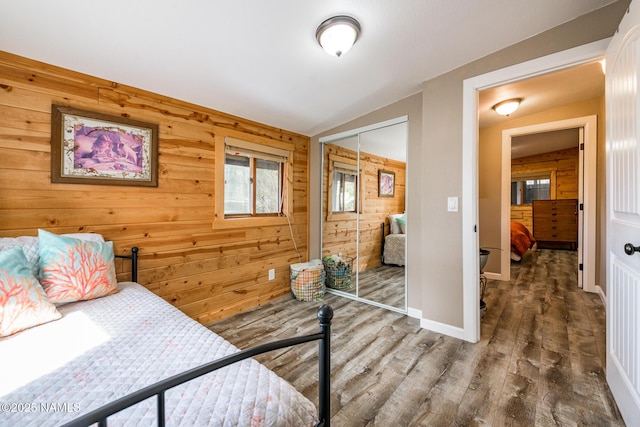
{"left": 38, "top": 229, "right": 118, "bottom": 305}
{"left": 0, "top": 247, "right": 62, "bottom": 337}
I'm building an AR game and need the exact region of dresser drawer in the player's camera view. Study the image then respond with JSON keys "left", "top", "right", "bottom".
{"left": 534, "top": 224, "right": 576, "bottom": 241}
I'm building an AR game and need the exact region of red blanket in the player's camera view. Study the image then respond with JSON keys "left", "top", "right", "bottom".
{"left": 510, "top": 221, "right": 536, "bottom": 256}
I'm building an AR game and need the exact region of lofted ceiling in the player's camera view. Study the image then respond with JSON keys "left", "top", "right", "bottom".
{"left": 0, "top": 0, "right": 615, "bottom": 137}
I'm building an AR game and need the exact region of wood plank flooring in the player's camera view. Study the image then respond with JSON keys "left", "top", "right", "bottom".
{"left": 357, "top": 264, "right": 405, "bottom": 309}
{"left": 208, "top": 249, "right": 624, "bottom": 426}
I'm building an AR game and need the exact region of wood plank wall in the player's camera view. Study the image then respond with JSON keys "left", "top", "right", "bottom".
{"left": 510, "top": 147, "right": 579, "bottom": 231}
{"left": 322, "top": 143, "right": 405, "bottom": 271}
{"left": 0, "top": 51, "right": 309, "bottom": 325}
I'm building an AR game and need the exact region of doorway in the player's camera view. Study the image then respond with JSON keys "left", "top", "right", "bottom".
{"left": 319, "top": 116, "right": 408, "bottom": 313}
{"left": 494, "top": 118, "right": 597, "bottom": 293}
{"left": 461, "top": 39, "right": 609, "bottom": 343}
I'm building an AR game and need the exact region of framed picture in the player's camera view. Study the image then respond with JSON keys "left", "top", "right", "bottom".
{"left": 378, "top": 170, "right": 395, "bottom": 197}
{"left": 51, "top": 104, "right": 159, "bottom": 187}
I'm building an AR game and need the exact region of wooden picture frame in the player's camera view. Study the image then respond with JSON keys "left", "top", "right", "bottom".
{"left": 51, "top": 104, "right": 159, "bottom": 187}
{"left": 378, "top": 170, "right": 395, "bottom": 197}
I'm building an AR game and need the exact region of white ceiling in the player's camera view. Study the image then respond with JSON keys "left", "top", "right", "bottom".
{"left": 479, "top": 61, "right": 605, "bottom": 129}
{"left": 511, "top": 128, "right": 580, "bottom": 159}
{"left": 328, "top": 121, "right": 408, "bottom": 162}
{"left": 479, "top": 61, "right": 604, "bottom": 158}
{"left": 0, "top": 0, "right": 616, "bottom": 137}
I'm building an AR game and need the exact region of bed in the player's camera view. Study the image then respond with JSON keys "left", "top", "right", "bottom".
{"left": 381, "top": 214, "right": 406, "bottom": 266}
{"left": 0, "top": 230, "right": 332, "bottom": 427}
{"left": 510, "top": 221, "right": 536, "bottom": 261}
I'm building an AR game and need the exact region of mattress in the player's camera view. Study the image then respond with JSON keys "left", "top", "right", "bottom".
{"left": 0, "top": 282, "right": 317, "bottom": 426}
{"left": 383, "top": 233, "right": 406, "bottom": 266}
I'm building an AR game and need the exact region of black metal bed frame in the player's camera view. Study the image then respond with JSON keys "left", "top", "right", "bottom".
{"left": 380, "top": 222, "right": 387, "bottom": 264}
{"left": 62, "top": 247, "right": 333, "bottom": 427}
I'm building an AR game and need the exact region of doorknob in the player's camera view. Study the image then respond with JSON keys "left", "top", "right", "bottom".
{"left": 624, "top": 243, "right": 640, "bottom": 255}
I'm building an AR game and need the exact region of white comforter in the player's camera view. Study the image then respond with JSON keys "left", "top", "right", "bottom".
{"left": 383, "top": 234, "right": 405, "bottom": 266}
{"left": 0, "top": 283, "right": 317, "bottom": 426}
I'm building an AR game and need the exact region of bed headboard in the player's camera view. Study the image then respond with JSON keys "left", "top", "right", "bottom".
{"left": 114, "top": 247, "right": 139, "bottom": 282}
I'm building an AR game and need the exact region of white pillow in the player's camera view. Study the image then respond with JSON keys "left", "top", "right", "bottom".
{"left": 389, "top": 214, "right": 404, "bottom": 234}
{"left": 0, "top": 236, "right": 40, "bottom": 277}
{"left": 61, "top": 233, "right": 105, "bottom": 243}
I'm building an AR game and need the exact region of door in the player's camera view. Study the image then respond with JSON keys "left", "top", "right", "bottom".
{"left": 577, "top": 127, "right": 584, "bottom": 288}
{"left": 319, "top": 117, "right": 408, "bottom": 313}
{"left": 606, "top": 4, "right": 640, "bottom": 424}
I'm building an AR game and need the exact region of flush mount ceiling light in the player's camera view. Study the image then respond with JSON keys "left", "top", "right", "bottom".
{"left": 316, "top": 15, "right": 361, "bottom": 57}
{"left": 492, "top": 98, "right": 522, "bottom": 116}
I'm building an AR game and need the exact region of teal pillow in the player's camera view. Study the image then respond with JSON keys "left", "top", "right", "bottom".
{"left": 38, "top": 229, "right": 118, "bottom": 305}
{"left": 0, "top": 247, "right": 61, "bottom": 337}
{"left": 396, "top": 215, "right": 406, "bottom": 234}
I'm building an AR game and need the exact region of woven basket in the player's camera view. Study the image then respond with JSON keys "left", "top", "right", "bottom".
{"left": 290, "top": 260, "right": 325, "bottom": 301}
{"left": 323, "top": 255, "right": 353, "bottom": 290}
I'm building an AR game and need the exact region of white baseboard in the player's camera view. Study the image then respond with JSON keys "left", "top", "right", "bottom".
{"left": 483, "top": 271, "right": 502, "bottom": 281}
{"left": 596, "top": 285, "right": 606, "bottom": 308}
{"left": 407, "top": 306, "right": 422, "bottom": 319}
{"left": 419, "top": 317, "right": 465, "bottom": 340}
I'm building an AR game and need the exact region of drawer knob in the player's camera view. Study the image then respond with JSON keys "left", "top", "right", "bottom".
{"left": 624, "top": 243, "right": 640, "bottom": 255}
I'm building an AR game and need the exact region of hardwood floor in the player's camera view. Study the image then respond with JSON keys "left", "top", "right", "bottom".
{"left": 208, "top": 249, "right": 624, "bottom": 426}
{"left": 357, "top": 264, "right": 405, "bottom": 309}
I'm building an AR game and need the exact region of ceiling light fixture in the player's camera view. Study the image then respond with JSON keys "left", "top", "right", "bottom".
{"left": 492, "top": 98, "right": 522, "bottom": 116}
{"left": 316, "top": 15, "right": 361, "bottom": 57}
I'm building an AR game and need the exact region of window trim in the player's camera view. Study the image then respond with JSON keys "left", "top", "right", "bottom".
{"left": 214, "top": 132, "right": 294, "bottom": 230}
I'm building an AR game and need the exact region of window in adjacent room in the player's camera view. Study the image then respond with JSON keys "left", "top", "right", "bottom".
{"left": 511, "top": 171, "right": 554, "bottom": 205}
{"left": 214, "top": 135, "right": 294, "bottom": 229}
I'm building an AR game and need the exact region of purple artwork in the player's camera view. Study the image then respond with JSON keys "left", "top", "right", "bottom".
{"left": 73, "top": 126, "right": 143, "bottom": 173}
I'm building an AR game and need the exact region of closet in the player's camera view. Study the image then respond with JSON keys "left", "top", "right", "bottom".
{"left": 319, "top": 117, "right": 408, "bottom": 312}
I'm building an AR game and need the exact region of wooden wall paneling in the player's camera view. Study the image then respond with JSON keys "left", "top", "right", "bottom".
{"left": 322, "top": 143, "right": 406, "bottom": 272}
{"left": 0, "top": 50, "right": 309, "bottom": 324}
{"left": 510, "top": 147, "right": 579, "bottom": 232}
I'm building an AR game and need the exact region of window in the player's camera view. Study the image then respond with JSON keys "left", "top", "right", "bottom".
{"left": 224, "top": 153, "right": 283, "bottom": 216}
{"left": 327, "top": 154, "right": 360, "bottom": 221}
{"left": 214, "top": 135, "right": 294, "bottom": 229}
{"left": 511, "top": 172, "right": 554, "bottom": 205}
{"left": 332, "top": 167, "right": 358, "bottom": 212}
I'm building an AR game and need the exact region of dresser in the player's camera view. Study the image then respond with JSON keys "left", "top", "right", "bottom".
{"left": 532, "top": 199, "right": 578, "bottom": 250}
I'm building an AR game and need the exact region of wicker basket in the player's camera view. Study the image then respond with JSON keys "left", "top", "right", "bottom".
{"left": 322, "top": 255, "right": 353, "bottom": 290}
{"left": 290, "top": 259, "right": 325, "bottom": 301}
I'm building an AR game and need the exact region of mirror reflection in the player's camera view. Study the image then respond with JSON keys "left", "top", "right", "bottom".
{"left": 321, "top": 120, "right": 407, "bottom": 311}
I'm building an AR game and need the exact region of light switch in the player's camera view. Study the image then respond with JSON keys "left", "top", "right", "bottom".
{"left": 269, "top": 269, "right": 275, "bottom": 280}
{"left": 448, "top": 197, "right": 458, "bottom": 212}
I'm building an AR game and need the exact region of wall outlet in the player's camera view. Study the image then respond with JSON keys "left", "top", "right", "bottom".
{"left": 268, "top": 268, "right": 275, "bottom": 280}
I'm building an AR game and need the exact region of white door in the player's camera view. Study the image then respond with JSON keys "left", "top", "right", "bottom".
{"left": 578, "top": 127, "right": 584, "bottom": 289}
{"left": 606, "top": 3, "right": 640, "bottom": 424}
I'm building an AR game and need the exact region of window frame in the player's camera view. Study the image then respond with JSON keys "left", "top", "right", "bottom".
{"left": 510, "top": 170, "right": 556, "bottom": 205}
{"left": 326, "top": 154, "right": 362, "bottom": 222}
{"left": 214, "top": 133, "right": 294, "bottom": 230}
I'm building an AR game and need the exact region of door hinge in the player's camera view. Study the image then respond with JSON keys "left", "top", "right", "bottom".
{"left": 579, "top": 263, "right": 583, "bottom": 271}
{"left": 474, "top": 225, "right": 477, "bottom": 232}
{"left": 580, "top": 143, "right": 585, "bottom": 150}
{"left": 579, "top": 203, "right": 584, "bottom": 211}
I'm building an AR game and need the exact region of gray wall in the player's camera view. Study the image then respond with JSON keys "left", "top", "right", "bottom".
{"left": 311, "top": 0, "right": 629, "bottom": 331}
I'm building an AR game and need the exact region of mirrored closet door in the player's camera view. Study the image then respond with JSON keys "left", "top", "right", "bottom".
{"left": 320, "top": 117, "right": 407, "bottom": 313}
